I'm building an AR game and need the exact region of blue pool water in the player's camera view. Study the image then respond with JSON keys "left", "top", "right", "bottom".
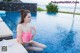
{"left": 1, "top": 11, "right": 80, "bottom": 53}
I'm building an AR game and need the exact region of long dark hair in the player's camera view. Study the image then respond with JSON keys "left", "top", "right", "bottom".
{"left": 20, "top": 9, "right": 30, "bottom": 24}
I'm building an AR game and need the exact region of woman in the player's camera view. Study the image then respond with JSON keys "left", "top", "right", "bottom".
{"left": 16, "top": 9, "right": 46, "bottom": 51}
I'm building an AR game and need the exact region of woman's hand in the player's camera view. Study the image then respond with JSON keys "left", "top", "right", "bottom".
{"left": 27, "top": 40, "right": 33, "bottom": 43}
{"left": 18, "top": 41, "right": 23, "bottom": 44}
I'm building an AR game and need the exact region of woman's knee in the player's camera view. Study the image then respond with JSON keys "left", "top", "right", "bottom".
{"left": 30, "top": 41, "right": 47, "bottom": 49}
{"left": 42, "top": 44, "right": 47, "bottom": 48}
{"left": 34, "top": 47, "right": 44, "bottom": 51}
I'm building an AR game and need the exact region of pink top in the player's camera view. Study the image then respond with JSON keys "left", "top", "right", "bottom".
{"left": 22, "top": 32, "right": 32, "bottom": 43}
{"left": 17, "top": 23, "right": 33, "bottom": 43}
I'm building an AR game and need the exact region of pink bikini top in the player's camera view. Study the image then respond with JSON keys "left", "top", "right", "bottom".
{"left": 17, "top": 24, "right": 33, "bottom": 43}
{"left": 22, "top": 32, "right": 32, "bottom": 43}
{"left": 17, "top": 32, "right": 32, "bottom": 43}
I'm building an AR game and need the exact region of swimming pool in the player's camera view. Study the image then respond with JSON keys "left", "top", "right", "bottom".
{"left": 1, "top": 11, "right": 80, "bottom": 53}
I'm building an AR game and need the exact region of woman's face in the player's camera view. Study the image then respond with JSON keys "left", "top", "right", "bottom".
{"left": 24, "top": 13, "right": 31, "bottom": 23}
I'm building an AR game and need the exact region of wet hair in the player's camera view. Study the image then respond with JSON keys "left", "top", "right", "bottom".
{"left": 20, "top": 9, "right": 30, "bottom": 24}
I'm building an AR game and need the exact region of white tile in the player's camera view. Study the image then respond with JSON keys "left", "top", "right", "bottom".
{"left": 0, "top": 19, "right": 13, "bottom": 37}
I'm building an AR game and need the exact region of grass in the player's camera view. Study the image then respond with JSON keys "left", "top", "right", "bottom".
{"left": 59, "top": 11, "right": 80, "bottom": 15}
{"left": 37, "top": 7, "right": 45, "bottom": 11}
{"left": 37, "top": 7, "right": 80, "bottom": 15}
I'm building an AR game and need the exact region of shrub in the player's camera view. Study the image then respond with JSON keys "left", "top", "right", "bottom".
{"left": 46, "top": 3, "right": 58, "bottom": 12}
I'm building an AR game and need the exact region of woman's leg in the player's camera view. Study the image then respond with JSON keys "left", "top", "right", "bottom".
{"left": 23, "top": 42, "right": 44, "bottom": 51}
{"left": 30, "top": 40, "right": 47, "bottom": 49}
{"left": 26, "top": 46, "right": 43, "bottom": 51}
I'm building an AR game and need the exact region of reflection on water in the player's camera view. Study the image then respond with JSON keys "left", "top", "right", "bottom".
{"left": 47, "top": 12, "right": 57, "bottom": 16}
{"left": 0, "top": 11, "right": 80, "bottom": 53}
{"left": 61, "top": 30, "right": 76, "bottom": 50}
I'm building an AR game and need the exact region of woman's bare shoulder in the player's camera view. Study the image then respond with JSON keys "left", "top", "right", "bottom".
{"left": 17, "top": 24, "right": 22, "bottom": 28}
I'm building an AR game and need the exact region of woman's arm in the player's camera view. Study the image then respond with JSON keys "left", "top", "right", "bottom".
{"left": 28, "top": 26, "right": 36, "bottom": 43}
{"left": 17, "top": 24, "right": 23, "bottom": 44}
{"left": 31, "top": 26, "right": 36, "bottom": 39}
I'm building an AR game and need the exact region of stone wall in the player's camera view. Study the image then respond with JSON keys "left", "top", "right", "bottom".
{"left": 0, "top": 2, "right": 37, "bottom": 13}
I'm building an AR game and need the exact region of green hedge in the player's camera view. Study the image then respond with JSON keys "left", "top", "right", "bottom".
{"left": 37, "top": 7, "right": 45, "bottom": 11}
{"left": 46, "top": 3, "right": 58, "bottom": 12}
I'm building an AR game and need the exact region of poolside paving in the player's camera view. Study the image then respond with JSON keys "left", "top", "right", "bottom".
{"left": 0, "top": 18, "right": 13, "bottom": 40}
{"left": 0, "top": 39, "right": 28, "bottom": 53}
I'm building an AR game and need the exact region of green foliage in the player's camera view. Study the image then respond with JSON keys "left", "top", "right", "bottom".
{"left": 37, "top": 7, "right": 45, "bottom": 11}
{"left": 46, "top": 3, "right": 58, "bottom": 12}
